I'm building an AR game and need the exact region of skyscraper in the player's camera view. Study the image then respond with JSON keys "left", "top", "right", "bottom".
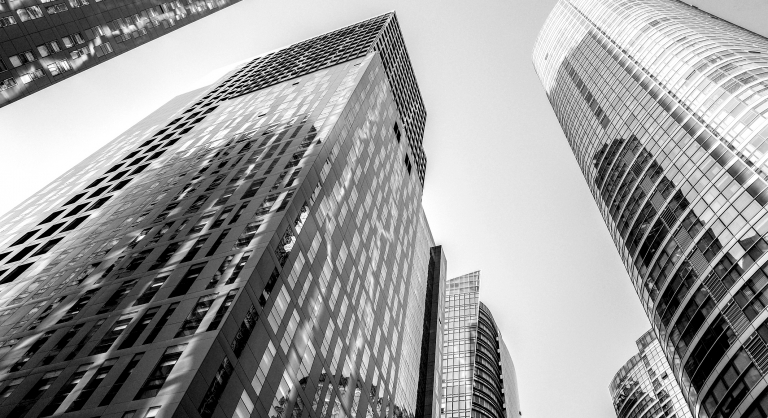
{"left": 441, "top": 271, "right": 520, "bottom": 418}
{"left": 533, "top": 1, "right": 768, "bottom": 417}
{"left": 0, "top": 0, "right": 241, "bottom": 107}
{"left": 0, "top": 12, "right": 443, "bottom": 418}
{"left": 611, "top": 330, "right": 693, "bottom": 418}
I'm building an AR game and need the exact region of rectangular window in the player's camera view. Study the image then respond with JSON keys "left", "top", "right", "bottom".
{"left": 175, "top": 294, "right": 216, "bottom": 338}
{"left": 134, "top": 274, "right": 168, "bottom": 306}
{"left": 39, "top": 363, "right": 91, "bottom": 416}
{"left": 8, "top": 50, "right": 35, "bottom": 67}
{"left": 205, "top": 228, "right": 230, "bottom": 257}
{"left": 97, "top": 279, "right": 138, "bottom": 314}
{"left": 210, "top": 205, "right": 234, "bottom": 229}
{"left": 119, "top": 307, "right": 160, "bottom": 350}
{"left": 226, "top": 251, "right": 252, "bottom": 285}
{"left": 241, "top": 179, "right": 265, "bottom": 199}
{"left": 0, "top": 77, "right": 16, "bottom": 91}
{"left": 143, "top": 303, "right": 178, "bottom": 345}
{"left": 184, "top": 194, "right": 209, "bottom": 215}
{"left": 65, "top": 319, "right": 105, "bottom": 361}
{"left": 9, "top": 330, "right": 55, "bottom": 372}
{"left": 90, "top": 314, "right": 133, "bottom": 355}
{"left": 207, "top": 289, "right": 237, "bottom": 331}
{"left": 134, "top": 343, "right": 187, "bottom": 399}
{"left": 229, "top": 202, "right": 249, "bottom": 224}
{"left": 230, "top": 305, "right": 258, "bottom": 357}
{"left": 19, "top": 68, "right": 44, "bottom": 84}
{"left": 169, "top": 262, "right": 206, "bottom": 298}
{"left": 0, "top": 15, "right": 16, "bottom": 28}
{"left": 45, "top": 3, "right": 68, "bottom": 14}
{"left": 57, "top": 289, "right": 98, "bottom": 323}
{"left": 41, "top": 323, "right": 84, "bottom": 365}
{"left": 123, "top": 249, "right": 153, "bottom": 273}
{"left": 149, "top": 242, "right": 181, "bottom": 270}
{"left": 198, "top": 356, "right": 234, "bottom": 418}
{"left": 233, "top": 221, "right": 261, "bottom": 249}
{"left": 66, "top": 358, "right": 117, "bottom": 411}
{"left": 251, "top": 341, "right": 276, "bottom": 394}
{"left": 9, "top": 369, "right": 62, "bottom": 417}
{"left": 180, "top": 233, "right": 210, "bottom": 263}
{"left": 100, "top": 353, "right": 144, "bottom": 406}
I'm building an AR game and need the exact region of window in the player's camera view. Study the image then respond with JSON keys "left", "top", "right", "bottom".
{"left": 39, "top": 363, "right": 91, "bottom": 416}
{"left": 17, "top": 6, "right": 43, "bottom": 21}
{"left": 19, "top": 68, "right": 44, "bottom": 84}
{"left": 8, "top": 51, "right": 34, "bottom": 68}
{"left": 169, "top": 262, "right": 206, "bottom": 297}
{"left": 57, "top": 289, "right": 98, "bottom": 323}
{"left": 180, "top": 233, "right": 210, "bottom": 263}
{"left": 198, "top": 356, "right": 234, "bottom": 418}
{"left": 210, "top": 205, "right": 234, "bottom": 228}
{"left": 233, "top": 221, "right": 261, "bottom": 249}
{"left": 149, "top": 242, "right": 181, "bottom": 270}
{"left": 9, "top": 330, "right": 55, "bottom": 372}
{"left": 90, "top": 314, "right": 133, "bottom": 355}
{"left": 143, "top": 303, "right": 178, "bottom": 344}
{"left": 207, "top": 289, "right": 237, "bottom": 331}
{"left": 97, "top": 279, "right": 138, "bottom": 314}
{"left": 229, "top": 202, "right": 249, "bottom": 224}
{"left": 48, "top": 60, "right": 72, "bottom": 76}
{"left": 134, "top": 274, "right": 168, "bottom": 306}
{"left": 119, "top": 307, "right": 160, "bottom": 349}
{"left": 66, "top": 358, "right": 117, "bottom": 411}
{"left": 65, "top": 319, "right": 105, "bottom": 361}
{"left": 134, "top": 343, "right": 187, "bottom": 399}
{"left": 0, "top": 77, "right": 16, "bottom": 91}
{"left": 37, "top": 41, "right": 61, "bottom": 58}
{"left": 41, "top": 323, "right": 83, "bottom": 364}
{"left": 8, "top": 369, "right": 62, "bottom": 417}
{"left": 230, "top": 305, "right": 258, "bottom": 357}
{"left": 205, "top": 228, "right": 230, "bottom": 257}
{"left": 226, "top": 251, "right": 252, "bottom": 285}
{"left": 100, "top": 353, "right": 144, "bottom": 406}
{"left": 0, "top": 378, "right": 23, "bottom": 399}
{"left": 175, "top": 294, "right": 216, "bottom": 337}
{"left": 0, "top": 15, "right": 17, "bottom": 28}
{"left": 46, "top": 3, "right": 68, "bottom": 14}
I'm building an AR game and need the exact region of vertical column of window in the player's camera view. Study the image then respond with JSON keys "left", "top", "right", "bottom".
{"left": 206, "top": 290, "right": 238, "bottom": 331}
{"left": 206, "top": 255, "right": 234, "bottom": 289}
{"left": 89, "top": 314, "right": 134, "bottom": 355}
{"left": 99, "top": 353, "right": 144, "bottom": 406}
{"left": 198, "top": 356, "right": 234, "bottom": 418}
{"left": 121, "top": 249, "right": 153, "bottom": 276}
{"left": 229, "top": 202, "right": 250, "bottom": 224}
{"left": 56, "top": 289, "right": 99, "bottom": 324}
{"left": 175, "top": 294, "right": 217, "bottom": 338}
{"left": 233, "top": 221, "right": 262, "bottom": 250}
{"left": 41, "top": 323, "right": 84, "bottom": 365}
{"left": 230, "top": 305, "right": 259, "bottom": 357}
{"left": 149, "top": 242, "right": 182, "bottom": 270}
{"left": 39, "top": 363, "right": 92, "bottom": 416}
{"left": 210, "top": 205, "right": 235, "bottom": 229}
{"left": 66, "top": 358, "right": 118, "bottom": 411}
{"left": 134, "top": 343, "right": 188, "bottom": 400}
{"left": 143, "top": 303, "right": 180, "bottom": 345}
{"left": 205, "top": 229, "right": 231, "bottom": 257}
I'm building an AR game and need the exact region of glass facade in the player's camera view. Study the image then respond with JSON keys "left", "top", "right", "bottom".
{"left": 0, "top": 0, "right": 242, "bottom": 107}
{"left": 0, "top": 12, "right": 444, "bottom": 418}
{"left": 441, "top": 272, "right": 520, "bottom": 418}
{"left": 533, "top": 1, "right": 768, "bottom": 417}
{"left": 611, "top": 330, "right": 693, "bottom": 418}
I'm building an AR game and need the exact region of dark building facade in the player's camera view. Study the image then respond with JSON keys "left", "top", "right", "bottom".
{"left": 534, "top": 1, "right": 768, "bottom": 417}
{"left": 441, "top": 272, "right": 520, "bottom": 418}
{"left": 0, "top": 0, "right": 241, "bottom": 107}
{"left": 611, "top": 330, "right": 693, "bottom": 418}
{"left": 0, "top": 12, "right": 443, "bottom": 418}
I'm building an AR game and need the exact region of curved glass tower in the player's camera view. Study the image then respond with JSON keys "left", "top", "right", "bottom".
{"left": 441, "top": 272, "right": 520, "bottom": 418}
{"left": 611, "top": 330, "right": 693, "bottom": 418}
{"left": 534, "top": 1, "right": 768, "bottom": 417}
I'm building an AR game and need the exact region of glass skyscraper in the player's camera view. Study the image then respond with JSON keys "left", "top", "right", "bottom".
{"left": 611, "top": 330, "right": 693, "bottom": 418}
{"left": 0, "top": 12, "right": 444, "bottom": 418}
{"left": 534, "top": 1, "right": 768, "bottom": 417}
{"left": 0, "top": 0, "right": 241, "bottom": 107}
{"left": 441, "top": 272, "right": 520, "bottom": 418}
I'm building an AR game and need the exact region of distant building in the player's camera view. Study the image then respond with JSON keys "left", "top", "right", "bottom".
{"left": 0, "top": 12, "right": 443, "bottom": 418}
{"left": 441, "top": 271, "right": 520, "bottom": 418}
{"left": 0, "top": 0, "right": 241, "bottom": 107}
{"left": 611, "top": 330, "right": 693, "bottom": 418}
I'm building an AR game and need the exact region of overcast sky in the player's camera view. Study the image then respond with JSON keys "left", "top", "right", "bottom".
{"left": 1, "top": 1, "right": 767, "bottom": 417}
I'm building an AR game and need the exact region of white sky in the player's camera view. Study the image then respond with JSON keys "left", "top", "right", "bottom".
{"left": 0, "top": 1, "right": 764, "bottom": 417}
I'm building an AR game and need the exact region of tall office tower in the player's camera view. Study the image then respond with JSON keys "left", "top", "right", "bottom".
{"left": 0, "top": 12, "right": 443, "bottom": 418}
{"left": 0, "top": 0, "right": 241, "bottom": 107}
{"left": 533, "top": 1, "right": 768, "bottom": 417}
{"left": 611, "top": 330, "right": 694, "bottom": 418}
{"left": 441, "top": 272, "right": 520, "bottom": 418}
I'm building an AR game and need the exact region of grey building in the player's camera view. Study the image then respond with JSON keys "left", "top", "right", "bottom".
{"left": 0, "top": 12, "right": 444, "bottom": 418}
{"left": 0, "top": 0, "right": 241, "bottom": 107}
{"left": 611, "top": 330, "right": 693, "bottom": 418}
{"left": 534, "top": 1, "right": 768, "bottom": 417}
{"left": 441, "top": 271, "right": 520, "bottom": 418}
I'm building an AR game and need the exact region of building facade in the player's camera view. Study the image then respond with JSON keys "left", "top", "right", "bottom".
{"left": 533, "top": 1, "right": 768, "bottom": 417}
{"left": 611, "top": 330, "right": 694, "bottom": 418}
{"left": 0, "top": 12, "right": 443, "bottom": 418}
{"left": 441, "top": 272, "right": 520, "bottom": 418}
{"left": 0, "top": 0, "right": 241, "bottom": 107}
